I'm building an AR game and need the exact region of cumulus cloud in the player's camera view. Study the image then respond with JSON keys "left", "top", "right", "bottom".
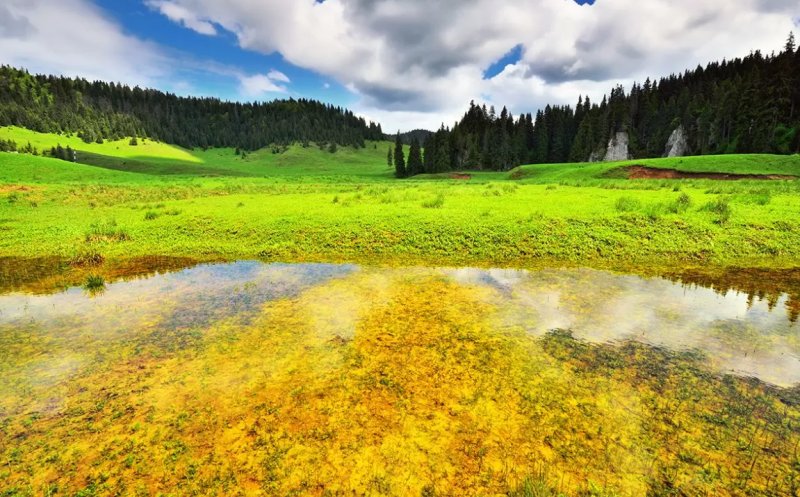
{"left": 239, "top": 73, "right": 288, "bottom": 97}
{"left": 0, "top": 0, "right": 167, "bottom": 87}
{"left": 267, "top": 69, "right": 290, "bottom": 84}
{"left": 151, "top": 0, "right": 798, "bottom": 130}
{"left": 145, "top": 0, "right": 218, "bottom": 36}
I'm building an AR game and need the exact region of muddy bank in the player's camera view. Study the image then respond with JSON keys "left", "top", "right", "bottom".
{"left": 0, "top": 255, "right": 200, "bottom": 294}
{"left": 624, "top": 165, "right": 797, "bottom": 180}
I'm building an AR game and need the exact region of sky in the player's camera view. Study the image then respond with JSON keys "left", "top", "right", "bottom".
{"left": 1, "top": 0, "right": 798, "bottom": 132}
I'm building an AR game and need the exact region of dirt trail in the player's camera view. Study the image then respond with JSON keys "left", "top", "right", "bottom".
{"left": 624, "top": 165, "right": 796, "bottom": 180}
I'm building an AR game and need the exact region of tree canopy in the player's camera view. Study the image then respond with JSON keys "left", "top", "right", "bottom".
{"left": 0, "top": 66, "right": 383, "bottom": 150}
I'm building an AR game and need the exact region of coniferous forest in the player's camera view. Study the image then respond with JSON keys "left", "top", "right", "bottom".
{"left": 1, "top": 35, "right": 799, "bottom": 172}
{"left": 0, "top": 66, "right": 383, "bottom": 150}
{"left": 402, "top": 34, "right": 800, "bottom": 176}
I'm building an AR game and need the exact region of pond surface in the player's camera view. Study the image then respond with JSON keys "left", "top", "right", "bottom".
{"left": 1, "top": 261, "right": 799, "bottom": 496}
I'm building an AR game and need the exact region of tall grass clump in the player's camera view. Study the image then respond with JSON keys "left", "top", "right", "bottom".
{"left": 69, "top": 248, "right": 104, "bottom": 267}
{"left": 83, "top": 274, "right": 106, "bottom": 295}
{"left": 85, "top": 219, "right": 131, "bottom": 243}
{"left": 703, "top": 197, "right": 732, "bottom": 224}
{"left": 668, "top": 192, "right": 692, "bottom": 213}
{"left": 614, "top": 196, "right": 641, "bottom": 212}
{"left": 421, "top": 194, "right": 445, "bottom": 209}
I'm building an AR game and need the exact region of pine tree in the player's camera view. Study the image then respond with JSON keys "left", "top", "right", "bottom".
{"left": 407, "top": 138, "right": 423, "bottom": 176}
{"left": 387, "top": 147, "right": 393, "bottom": 167}
{"left": 423, "top": 134, "right": 436, "bottom": 173}
{"left": 394, "top": 132, "right": 406, "bottom": 178}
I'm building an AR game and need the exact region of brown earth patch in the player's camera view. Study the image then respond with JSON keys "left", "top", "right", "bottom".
{"left": 625, "top": 165, "right": 796, "bottom": 181}
{"left": 449, "top": 173, "right": 472, "bottom": 180}
{"left": 0, "top": 184, "right": 40, "bottom": 193}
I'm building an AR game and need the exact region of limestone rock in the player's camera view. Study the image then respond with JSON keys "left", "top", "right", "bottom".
{"left": 604, "top": 132, "right": 630, "bottom": 162}
{"left": 664, "top": 126, "right": 689, "bottom": 157}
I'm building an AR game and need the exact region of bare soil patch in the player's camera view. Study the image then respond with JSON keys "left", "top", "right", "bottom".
{"left": 625, "top": 165, "right": 796, "bottom": 181}
{"left": 449, "top": 173, "right": 472, "bottom": 180}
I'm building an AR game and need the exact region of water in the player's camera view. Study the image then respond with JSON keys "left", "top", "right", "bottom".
{"left": 1, "top": 261, "right": 799, "bottom": 496}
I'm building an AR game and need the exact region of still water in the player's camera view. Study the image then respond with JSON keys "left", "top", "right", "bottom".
{"left": 1, "top": 261, "right": 799, "bottom": 496}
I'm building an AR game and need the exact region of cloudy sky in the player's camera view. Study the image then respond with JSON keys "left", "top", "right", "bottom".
{"left": 1, "top": 0, "right": 798, "bottom": 131}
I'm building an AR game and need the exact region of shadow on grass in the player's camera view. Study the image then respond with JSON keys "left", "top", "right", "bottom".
{"left": 76, "top": 151, "right": 256, "bottom": 177}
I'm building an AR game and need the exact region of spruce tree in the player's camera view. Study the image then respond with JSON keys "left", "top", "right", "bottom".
{"left": 407, "top": 138, "right": 423, "bottom": 176}
{"left": 394, "top": 133, "right": 406, "bottom": 178}
{"left": 423, "top": 134, "right": 436, "bottom": 173}
{"left": 387, "top": 147, "right": 393, "bottom": 167}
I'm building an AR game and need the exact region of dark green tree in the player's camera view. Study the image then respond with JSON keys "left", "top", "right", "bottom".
{"left": 406, "top": 138, "right": 423, "bottom": 176}
{"left": 394, "top": 132, "right": 406, "bottom": 178}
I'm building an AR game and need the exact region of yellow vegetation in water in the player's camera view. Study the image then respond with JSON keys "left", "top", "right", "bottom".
{"left": 1, "top": 268, "right": 799, "bottom": 496}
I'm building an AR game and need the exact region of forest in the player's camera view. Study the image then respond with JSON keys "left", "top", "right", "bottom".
{"left": 2, "top": 36, "right": 799, "bottom": 177}
{"left": 0, "top": 66, "right": 384, "bottom": 150}
{"left": 392, "top": 33, "right": 800, "bottom": 176}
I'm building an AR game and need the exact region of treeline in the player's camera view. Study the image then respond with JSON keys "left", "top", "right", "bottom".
{"left": 0, "top": 137, "right": 79, "bottom": 162}
{"left": 0, "top": 138, "right": 39, "bottom": 155}
{"left": 0, "top": 66, "right": 384, "bottom": 150}
{"left": 419, "top": 33, "right": 800, "bottom": 172}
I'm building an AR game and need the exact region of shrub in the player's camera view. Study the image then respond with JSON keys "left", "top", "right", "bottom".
{"left": 144, "top": 211, "right": 159, "bottom": 221}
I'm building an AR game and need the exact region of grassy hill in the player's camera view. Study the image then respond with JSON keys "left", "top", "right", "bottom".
{"left": 0, "top": 126, "right": 398, "bottom": 179}
{"left": 510, "top": 154, "right": 800, "bottom": 182}
{"left": 1, "top": 127, "right": 800, "bottom": 273}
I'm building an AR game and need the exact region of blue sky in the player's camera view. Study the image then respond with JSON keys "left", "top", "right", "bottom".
{"left": 93, "top": 0, "right": 357, "bottom": 107}
{"left": 1, "top": 0, "right": 795, "bottom": 131}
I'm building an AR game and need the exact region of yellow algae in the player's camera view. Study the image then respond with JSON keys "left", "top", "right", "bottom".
{"left": 1, "top": 264, "right": 800, "bottom": 496}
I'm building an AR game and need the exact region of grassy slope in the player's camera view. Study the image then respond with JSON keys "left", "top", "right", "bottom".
{"left": 0, "top": 126, "right": 399, "bottom": 179}
{"left": 512, "top": 154, "right": 800, "bottom": 182}
{"left": 1, "top": 128, "right": 800, "bottom": 270}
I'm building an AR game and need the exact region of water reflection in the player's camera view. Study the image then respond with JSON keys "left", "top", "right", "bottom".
{"left": 2, "top": 261, "right": 800, "bottom": 496}
{"left": 451, "top": 268, "right": 799, "bottom": 386}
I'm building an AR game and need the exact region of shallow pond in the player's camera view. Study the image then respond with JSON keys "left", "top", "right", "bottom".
{"left": 1, "top": 261, "right": 799, "bottom": 496}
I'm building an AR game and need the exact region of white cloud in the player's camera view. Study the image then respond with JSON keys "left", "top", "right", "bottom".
{"left": 267, "top": 69, "right": 290, "bottom": 83}
{"left": 239, "top": 73, "right": 288, "bottom": 97}
{"left": 145, "top": 0, "right": 217, "bottom": 36}
{"left": 4, "top": 0, "right": 798, "bottom": 132}
{"left": 150, "top": 0, "right": 799, "bottom": 130}
{"left": 0, "top": 0, "right": 168, "bottom": 87}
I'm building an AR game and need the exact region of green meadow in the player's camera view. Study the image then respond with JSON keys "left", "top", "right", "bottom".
{"left": 2, "top": 126, "right": 800, "bottom": 274}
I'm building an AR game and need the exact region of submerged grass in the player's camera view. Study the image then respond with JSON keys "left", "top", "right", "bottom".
{"left": 1, "top": 267, "right": 799, "bottom": 496}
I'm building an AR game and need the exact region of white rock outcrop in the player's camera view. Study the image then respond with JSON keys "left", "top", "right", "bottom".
{"left": 664, "top": 126, "right": 689, "bottom": 157}
{"left": 604, "top": 131, "right": 630, "bottom": 162}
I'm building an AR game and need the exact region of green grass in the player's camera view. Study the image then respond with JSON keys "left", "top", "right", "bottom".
{"left": 0, "top": 125, "right": 401, "bottom": 179}
{"left": 511, "top": 153, "right": 800, "bottom": 182}
{"left": 2, "top": 128, "right": 800, "bottom": 270}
